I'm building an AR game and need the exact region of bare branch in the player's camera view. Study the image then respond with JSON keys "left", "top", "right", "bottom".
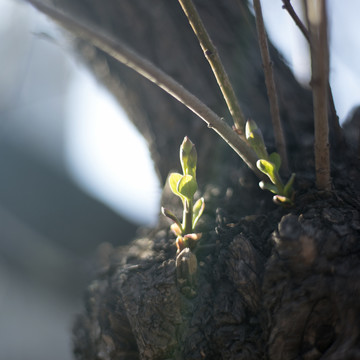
{"left": 25, "top": 0, "right": 263, "bottom": 177}
{"left": 305, "top": 0, "right": 331, "bottom": 190}
{"left": 282, "top": 0, "right": 343, "bottom": 148}
{"left": 282, "top": 0, "right": 309, "bottom": 41}
{"left": 177, "top": 0, "right": 246, "bottom": 133}
{"left": 253, "top": 0, "right": 289, "bottom": 174}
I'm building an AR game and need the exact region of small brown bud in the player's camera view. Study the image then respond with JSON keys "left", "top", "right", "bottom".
{"left": 176, "top": 248, "right": 197, "bottom": 293}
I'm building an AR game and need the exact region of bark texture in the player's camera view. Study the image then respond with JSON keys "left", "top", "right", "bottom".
{"left": 73, "top": 174, "right": 360, "bottom": 359}
{"left": 29, "top": 0, "right": 360, "bottom": 358}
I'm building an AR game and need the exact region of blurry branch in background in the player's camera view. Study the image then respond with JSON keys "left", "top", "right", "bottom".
{"left": 281, "top": 0, "right": 309, "bottom": 41}
{"left": 177, "top": 0, "right": 246, "bottom": 134}
{"left": 281, "top": 0, "right": 343, "bottom": 148}
{"left": 304, "top": 0, "right": 331, "bottom": 190}
{"left": 25, "top": 0, "right": 262, "bottom": 177}
{"left": 253, "top": 0, "right": 289, "bottom": 174}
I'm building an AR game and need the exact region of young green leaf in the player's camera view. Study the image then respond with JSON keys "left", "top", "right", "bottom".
{"left": 161, "top": 207, "right": 182, "bottom": 228}
{"left": 284, "top": 173, "right": 296, "bottom": 197}
{"left": 259, "top": 181, "right": 278, "bottom": 194}
{"left": 169, "top": 173, "right": 184, "bottom": 199}
{"left": 192, "top": 197, "right": 205, "bottom": 228}
{"left": 171, "top": 222, "right": 183, "bottom": 236}
{"left": 269, "top": 152, "right": 281, "bottom": 172}
{"left": 257, "top": 159, "right": 277, "bottom": 184}
{"left": 177, "top": 174, "right": 197, "bottom": 200}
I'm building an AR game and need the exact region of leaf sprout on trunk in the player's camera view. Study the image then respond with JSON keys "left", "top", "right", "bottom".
{"left": 162, "top": 137, "right": 205, "bottom": 252}
{"left": 246, "top": 120, "right": 295, "bottom": 205}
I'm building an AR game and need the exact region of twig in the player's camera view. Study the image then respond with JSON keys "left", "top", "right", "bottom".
{"left": 177, "top": 0, "right": 246, "bottom": 133}
{"left": 253, "top": 0, "right": 289, "bottom": 174}
{"left": 25, "top": 0, "right": 263, "bottom": 177}
{"left": 305, "top": 0, "right": 331, "bottom": 190}
{"left": 282, "top": 0, "right": 309, "bottom": 41}
{"left": 282, "top": 0, "right": 343, "bottom": 147}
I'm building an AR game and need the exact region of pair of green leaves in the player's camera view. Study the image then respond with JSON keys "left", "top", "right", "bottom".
{"left": 169, "top": 173, "right": 197, "bottom": 207}
{"left": 162, "top": 137, "right": 205, "bottom": 251}
{"left": 246, "top": 120, "right": 295, "bottom": 205}
{"left": 164, "top": 173, "right": 204, "bottom": 231}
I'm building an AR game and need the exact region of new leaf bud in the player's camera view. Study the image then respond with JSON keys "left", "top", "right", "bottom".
{"left": 245, "top": 120, "right": 268, "bottom": 160}
{"left": 180, "top": 136, "right": 197, "bottom": 178}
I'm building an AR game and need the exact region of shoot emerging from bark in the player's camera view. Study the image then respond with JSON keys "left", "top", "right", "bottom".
{"left": 162, "top": 137, "right": 205, "bottom": 252}
{"left": 246, "top": 120, "right": 295, "bottom": 205}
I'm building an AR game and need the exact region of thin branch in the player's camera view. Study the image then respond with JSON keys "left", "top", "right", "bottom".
{"left": 305, "top": 0, "right": 331, "bottom": 190}
{"left": 282, "top": 0, "right": 343, "bottom": 147}
{"left": 282, "top": 0, "right": 309, "bottom": 41}
{"left": 253, "top": 0, "right": 289, "bottom": 174}
{"left": 177, "top": 0, "right": 246, "bottom": 133}
{"left": 25, "top": 0, "right": 263, "bottom": 178}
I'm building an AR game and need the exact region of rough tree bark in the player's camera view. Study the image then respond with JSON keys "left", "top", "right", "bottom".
{"left": 31, "top": 0, "right": 360, "bottom": 358}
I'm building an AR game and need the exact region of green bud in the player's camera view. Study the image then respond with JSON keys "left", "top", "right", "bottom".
{"left": 180, "top": 136, "right": 197, "bottom": 178}
{"left": 273, "top": 195, "right": 293, "bottom": 206}
{"left": 245, "top": 120, "right": 268, "bottom": 160}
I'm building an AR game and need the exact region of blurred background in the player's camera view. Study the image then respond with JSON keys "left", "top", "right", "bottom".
{"left": 0, "top": 0, "right": 359, "bottom": 359}
{"left": 0, "top": 1, "right": 161, "bottom": 359}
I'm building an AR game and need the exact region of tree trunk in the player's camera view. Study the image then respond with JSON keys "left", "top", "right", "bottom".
{"left": 34, "top": 0, "right": 360, "bottom": 358}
